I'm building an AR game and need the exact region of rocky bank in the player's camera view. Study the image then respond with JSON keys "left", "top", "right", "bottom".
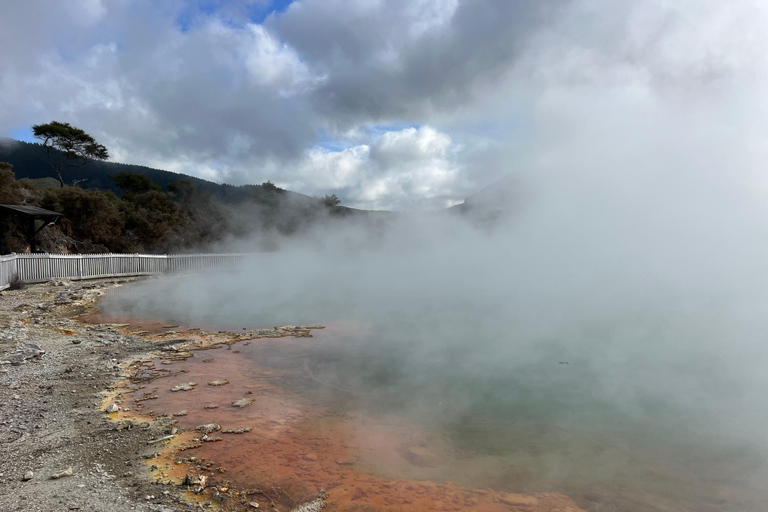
{"left": 0, "top": 277, "right": 194, "bottom": 512}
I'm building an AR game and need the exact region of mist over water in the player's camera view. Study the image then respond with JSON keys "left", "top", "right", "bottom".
{"left": 101, "top": 181, "right": 768, "bottom": 508}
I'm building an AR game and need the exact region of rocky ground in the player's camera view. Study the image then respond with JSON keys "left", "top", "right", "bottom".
{"left": 0, "top": 277, "right": 199, "bottom": 512}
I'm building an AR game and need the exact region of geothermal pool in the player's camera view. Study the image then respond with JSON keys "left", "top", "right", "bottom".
{"left": 93, "top": 272, "right": 768, "bottom": 512}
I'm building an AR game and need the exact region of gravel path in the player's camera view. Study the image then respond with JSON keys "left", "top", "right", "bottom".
{"left": 0, "top": 277, "right": 199, "bottom": 512}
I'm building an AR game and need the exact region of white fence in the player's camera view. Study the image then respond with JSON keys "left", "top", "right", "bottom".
{"left": 0, "top": 253, "right": 253, "bottom": 291}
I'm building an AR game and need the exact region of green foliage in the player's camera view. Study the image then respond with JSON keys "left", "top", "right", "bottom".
{"left": 167, "top": 179, "right": 195, "bottom": 203}
{"left": 0, "top": 139, "right": 288, "bottom": 203}
{"left": 0, "top": 162, "right": 24, "bottom": 204}
{"left": 41, "top": 187, "right": 125, "bottom": 251}
{"left": 32, "top": 121, "right": 109, "bottom": 187}
{"left": 262, "top": 180, "right": 284, "bottom": 193}
{"left": 322, "top": 194, "right": 341, "bottom": 207}
{"left": 0, "top": 162, "right": 25, "bottom": 253}
{"left": 121, "top": 190, "right": 187, "bottom": 250}
{"left": 111, "top": 171, "right": 162, "bottom": 195}
{"left": 0, "top": 152, "right": 380, "bottom": 255}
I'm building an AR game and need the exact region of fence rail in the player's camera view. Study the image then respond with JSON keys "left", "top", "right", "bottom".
{"left": 0, "top": 253, "right": 252, "bottom": 290}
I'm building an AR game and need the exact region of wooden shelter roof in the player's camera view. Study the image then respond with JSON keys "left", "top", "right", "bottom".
{"left": 0, "top": 204, "right": 64, "bottom": 218}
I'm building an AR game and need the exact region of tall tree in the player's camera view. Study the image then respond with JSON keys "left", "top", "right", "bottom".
{"left": 32, "top": 121, "right": 109, "bottom": 187}
{"left": 322, "top": 194, "right": 340, "bottom": 207}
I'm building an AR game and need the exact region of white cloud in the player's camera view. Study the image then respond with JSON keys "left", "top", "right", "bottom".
{"left": 4, "top": 0, "right": 768, "bottom": 213}
{"left": 278, "top": 126, "right": 466, "bottom": 210}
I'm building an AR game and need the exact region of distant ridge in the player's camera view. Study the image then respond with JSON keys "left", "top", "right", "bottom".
{"left": 0, "top": 138, "right": 306, "bottom": 204}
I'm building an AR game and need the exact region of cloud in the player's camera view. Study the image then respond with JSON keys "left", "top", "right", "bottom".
{"left": 3, "top": 0, "right": 768, "bottom": 210}
{"left": 276, "top": 126, "right": 467, "bottom": 210}
{"left": 275, "top": 0, "right": 564, "bottom": 126}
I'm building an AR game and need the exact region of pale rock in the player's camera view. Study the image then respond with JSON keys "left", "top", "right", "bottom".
{"left": 231, "top": 397, "right": 255, "bottom": 408}
{"left": 196, "top": 423, "right": 221, "bottom": 433}
{"left": 170, "top": 382, "right": 197, "bottom": 392}
{"left": 51, "top": 467, "right": 73, "bottom": 479}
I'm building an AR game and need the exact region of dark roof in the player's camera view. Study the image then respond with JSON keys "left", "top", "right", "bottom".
{"left": 0, "top": 204, "right": 64, "bottom": 217}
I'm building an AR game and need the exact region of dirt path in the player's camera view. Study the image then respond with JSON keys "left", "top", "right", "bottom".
{"left": 0, "top": 277, "right": 195, "bottom": 512}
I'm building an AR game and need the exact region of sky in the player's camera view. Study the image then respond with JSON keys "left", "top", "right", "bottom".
{"left": 2, "top": 0, "right": 768, "bottom": 211}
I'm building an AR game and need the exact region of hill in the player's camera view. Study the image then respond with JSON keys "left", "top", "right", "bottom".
{"left": 0, "top": 140, "right": 385, "bottom": 254}
{"left": 0, "top": 137, "right": 298, "bottom": 204}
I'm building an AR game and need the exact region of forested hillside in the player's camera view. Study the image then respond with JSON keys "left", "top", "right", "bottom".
{"left": 0, "top": 153, "right": 377, "bottom": 254}
{"left": 0, "top": 137, "right": 295, "bottom": 203}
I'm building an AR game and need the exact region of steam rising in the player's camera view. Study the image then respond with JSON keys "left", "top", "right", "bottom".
{"left": 103, "top": 151, "right": 768, "bottom": 504}
{"left": 30, "top": 0, "right": 768, "bottom": 506}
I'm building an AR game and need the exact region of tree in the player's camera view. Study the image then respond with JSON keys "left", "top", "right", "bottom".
{"left": 0, "top": 162, "right": 24, "bottom": 204}
{"left": 111, "top": 171, "right": 161, "bottom": 196}
{"left": 167, "top": 179, "right": 195, "bottom": 203}
{"left": 262, "top": 180, "right": 284, "bottom": 193}
{"left": 32, "top": 121, "right": 109, "bottom": 188}
{"left": 322, "top": 194, "right": 341, "bottom": 207}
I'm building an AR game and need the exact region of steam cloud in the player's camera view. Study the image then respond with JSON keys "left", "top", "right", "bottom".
{"left": 103, "top": 147, "right": 768, "bottom": 503}
{"left": 7, "top": 0, "right": 768, "bottom": 506}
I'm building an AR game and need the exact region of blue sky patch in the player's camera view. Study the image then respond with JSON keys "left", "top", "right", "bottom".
{"left": 9, "top": 127, "right": 35, "bottom": 143}
{"left": 175, "top": 0, "right": 294, "bottom": 32}
{"left": 367, "top": 123, "right": 421, "bottom": 139}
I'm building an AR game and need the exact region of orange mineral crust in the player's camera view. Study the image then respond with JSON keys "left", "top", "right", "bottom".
{"left": 107, "top": 324, "right": 587, "bottom": 512}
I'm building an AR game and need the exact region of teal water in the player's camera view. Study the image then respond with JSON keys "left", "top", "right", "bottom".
{"left": 99, "top": 270, "right": 768, "bottom": 511}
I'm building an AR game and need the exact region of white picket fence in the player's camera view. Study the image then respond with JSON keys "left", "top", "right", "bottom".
{"left": 0, "top": 253, "right": 253, "bottom": 291}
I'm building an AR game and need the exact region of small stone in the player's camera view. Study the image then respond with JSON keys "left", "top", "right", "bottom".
{"left": 173, "top": 410, "right": 188, "bottom": 417}
{"left": 249, "top": 502, "right": 260, "bottom": 508}
{"left": 51, "top": 467, "right": 73, "bottom": 479}
{"left": 170, "top": 382, "right": 197, "bottom": 392}
{"left": 22, "top": 471, "right": 33, "bottom": 481}
{"left": 196, "top": 423, "right": 221, "bottom": 433}
{"left": 106, "top": 403, "right": 119, "bottom": 413}
{"left": 335, "top": 457, "right": 355, "bottom": 465}
{"left": 71, "top": 339, "right": 82, "bottom": 345}
{"left": 207, "top": 379, "right": 229, "bottom": 386}
{"left": 231, "top": 397, "right": 255, "bottom": 408}
{"left": 204, "top": 404, "right": 219, "bottom": 409}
